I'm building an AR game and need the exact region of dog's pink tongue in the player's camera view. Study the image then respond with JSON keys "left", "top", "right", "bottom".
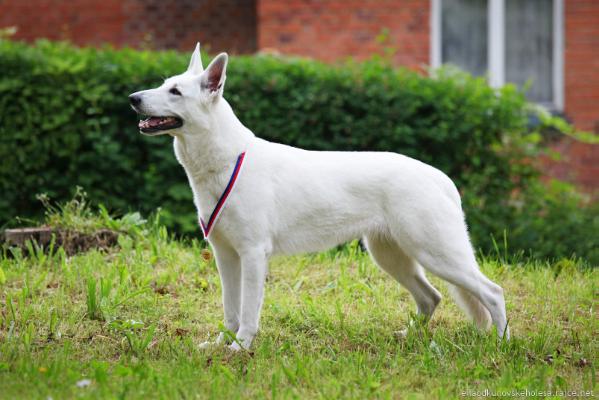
{"left": 139, "top": 117, "right": 177, "bottom": 129}
{"left": 139, "top": 117, "right": 161, "bottom": 129}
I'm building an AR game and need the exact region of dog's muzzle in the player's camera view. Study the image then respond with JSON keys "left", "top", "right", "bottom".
{"left": 129, "top": 94, "right": 142, "bottom": 107}
{"left": 128, "top": 93, "right": 183, "bottom": 134}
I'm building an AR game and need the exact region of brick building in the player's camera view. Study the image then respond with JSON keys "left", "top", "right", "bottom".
{"left": 1, "top": 0, "right": 596, "bottom": 191}
{"left": 0, "top": 0, "right": 258, "bottom": 53}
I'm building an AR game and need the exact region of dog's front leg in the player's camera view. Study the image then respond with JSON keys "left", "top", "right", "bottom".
{"left": 200, "top": 244, "right": 241, "bottom": 348}
{"left": 229, "top": 247, "right": 267, "bottom": 351}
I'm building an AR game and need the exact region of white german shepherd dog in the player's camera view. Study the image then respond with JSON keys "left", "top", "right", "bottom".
{"left": 129, "top": 44, "right": 508, "bottom": 351}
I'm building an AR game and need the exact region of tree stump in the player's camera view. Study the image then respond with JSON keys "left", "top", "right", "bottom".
{"left": 4, "top": 227, "right": 54, "bottom": 247}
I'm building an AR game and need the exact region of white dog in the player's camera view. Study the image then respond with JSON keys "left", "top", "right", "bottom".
{"left": 129, "top": 44, "right": 509, "bottom": 351}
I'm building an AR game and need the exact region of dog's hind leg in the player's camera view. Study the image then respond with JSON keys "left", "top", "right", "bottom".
{"left": 364, "top": 234, "right": 442, "bottom": 325}
{"left": 399, "top": 225, "right": 509, "bottom": 338}
{"left": 419, "top": 253, "right": 507, "bottom": 338}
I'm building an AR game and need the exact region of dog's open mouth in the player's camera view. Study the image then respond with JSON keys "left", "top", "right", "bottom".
{"left": 138, "top": 116, "right": 183, "bottom": 134}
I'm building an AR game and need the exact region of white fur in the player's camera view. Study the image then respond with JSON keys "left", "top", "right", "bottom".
{"left": 130, "top": 44, "right": 509, "bottom": 350}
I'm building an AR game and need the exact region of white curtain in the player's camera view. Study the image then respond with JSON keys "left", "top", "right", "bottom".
{"left": 442, "top": 0, "right": 488, "bottom": 77}
{"left": 505, "top": 0, "right": 554, "bottom": 103}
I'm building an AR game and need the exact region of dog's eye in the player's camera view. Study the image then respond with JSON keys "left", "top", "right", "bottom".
{"left": 169, "top": 87, "right": 182, "bottom": 96}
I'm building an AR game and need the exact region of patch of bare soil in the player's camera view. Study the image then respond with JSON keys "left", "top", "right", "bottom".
{"left": 3, "top": 227, "right": 119, "bottom": 256}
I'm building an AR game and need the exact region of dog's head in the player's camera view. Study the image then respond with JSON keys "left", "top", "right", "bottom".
{"left": 129, "top": 43, "right": 228, "bottom": 136}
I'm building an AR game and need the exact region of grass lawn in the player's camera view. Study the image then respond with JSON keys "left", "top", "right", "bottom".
{"left": 0, "top": 229, "right": 596, "bottom": 399}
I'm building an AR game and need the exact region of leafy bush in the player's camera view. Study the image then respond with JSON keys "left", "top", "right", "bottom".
{"left": 38, "top": 186, "right": 148, "bottom": 235}
{"left": 0, "top": 40, "right": 596, "bottom": 264}
{"left": 497, "top": 181, "right": 599, "bottom": 264}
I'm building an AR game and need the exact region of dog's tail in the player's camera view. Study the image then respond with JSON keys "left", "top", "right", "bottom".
{"left": 447, "top": 284, "right": 492, "bottom": 330}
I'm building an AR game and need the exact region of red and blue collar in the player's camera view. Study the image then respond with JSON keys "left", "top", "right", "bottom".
{"left": 200, "top": 151, "right": 247, "bottom": 238}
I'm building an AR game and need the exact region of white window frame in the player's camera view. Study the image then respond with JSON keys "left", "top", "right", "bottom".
{"left": 430, "top": 0, "right": 564, "bottom": 110}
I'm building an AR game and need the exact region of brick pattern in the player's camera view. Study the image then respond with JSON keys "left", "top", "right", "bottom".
{"left": 565, "top": 0, "right": 599, "bottom": 133}
{"left": 257, "top": 0, "right": 429, "bottom": 69}
{"left": 0, "top": 0, "right": 127, "bottom": 45}
{"left": 0, "top": 0, "right": 257, "bottom": 53}
{"left": 121, "top": 0, "right": 257, "bottom": 53}
{"left": 547, "top": 0, "right": 599, "bottom": 194}
{"left": 545, "top": 138, "right": 599, "bottom": 192}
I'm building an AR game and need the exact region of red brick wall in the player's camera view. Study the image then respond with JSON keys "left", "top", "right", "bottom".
{"left": 121, "top": 0, "right": 257, "bottom": 53}
{"left": 0, "top": 0, "right": 257, "bottom": 53}
{"left": 257, "top": 0, "right": 429, "bottom": 68}
{"left": 0, "top": 0, "right": 127, "bottom": 45}
{"left": 548, "top": 0, "right": 599, "bottom": 194}
{"left": 565, "top": 0, "right": 599, "bottom": 133}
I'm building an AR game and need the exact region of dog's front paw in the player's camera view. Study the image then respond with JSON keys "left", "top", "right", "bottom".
{"left": 199, "top": 340, "right": 217, "bottom": 350}
{"left": 228, "top": 341, "right": 243, "bottom": 352}
{"left": 227, "top": 340, "right": 253, "bottom": 352}
{"left": 227, "top": 334, "right": 253, "bottom": 352}
{"left": 199, "top": 332, "right": 230, "bottom": 350}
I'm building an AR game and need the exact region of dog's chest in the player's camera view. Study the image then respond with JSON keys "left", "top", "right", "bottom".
{"left": 188, "top": 172, "right": 233, "bottom": 224}
{"left": 173, "top": 140, "right": 239, "bottom": 233}
{"left": 187, "top": 181, "right": 240, "bottom": 246}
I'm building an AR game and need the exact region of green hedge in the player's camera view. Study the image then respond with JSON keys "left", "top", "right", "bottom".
{"left": 0, "top": 40, "right": 596, "bottom": 264}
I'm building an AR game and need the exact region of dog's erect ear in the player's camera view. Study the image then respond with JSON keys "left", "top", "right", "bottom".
{"left": 187, "top": 42, "right": 204, "bottom": 75}
{"left": 201, "top": 53, "right": 228, "bottom": 98}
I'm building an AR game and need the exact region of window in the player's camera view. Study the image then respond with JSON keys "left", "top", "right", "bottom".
{"left": 431, "top": 0, "right": 564, "bottom": 110}
{"left": 441, "top": 0, "right": 488, "bottom": 77}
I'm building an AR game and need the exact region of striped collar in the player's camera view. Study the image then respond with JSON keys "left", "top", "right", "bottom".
{"left": 200, "top": 151, "right": 247, "bottom": 238}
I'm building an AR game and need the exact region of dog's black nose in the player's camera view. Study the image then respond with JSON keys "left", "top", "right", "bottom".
{"left": 129, "top": 94, "right": 142, "bottom": 107}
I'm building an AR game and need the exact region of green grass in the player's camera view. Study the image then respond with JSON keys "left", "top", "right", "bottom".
{"left": 0, "top": 228, "right": 597, "bottom": 399}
